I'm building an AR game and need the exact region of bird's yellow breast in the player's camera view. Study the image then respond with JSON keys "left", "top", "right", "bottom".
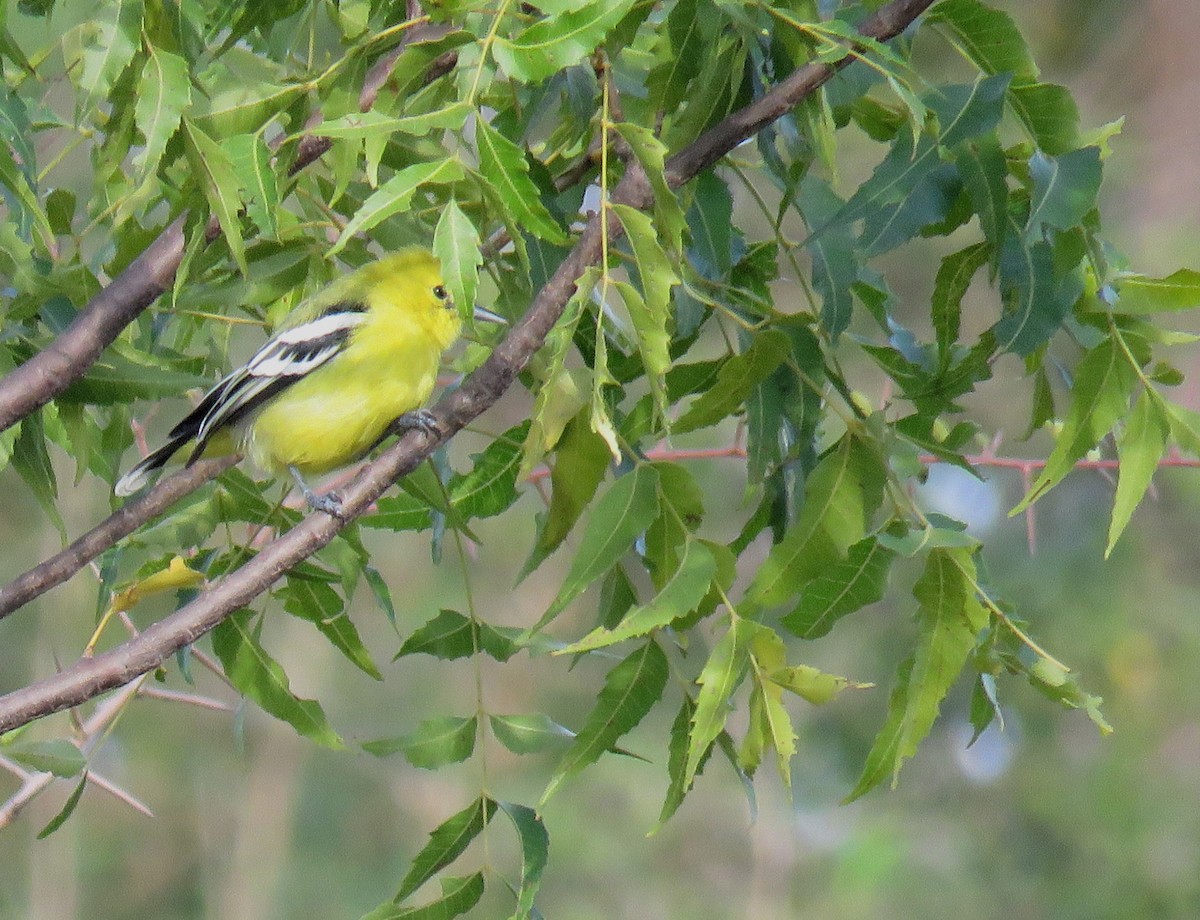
{"left": 244, "top": 310, "right": 443, "bottom": 476}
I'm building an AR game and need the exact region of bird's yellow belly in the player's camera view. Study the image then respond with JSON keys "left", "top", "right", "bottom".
{"left": 244, "top": 357, "right": 437, "bottom": 476}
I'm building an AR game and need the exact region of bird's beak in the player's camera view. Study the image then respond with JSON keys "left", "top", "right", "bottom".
{"left": 472, "top": 304, "right": 508, "bottom": 325}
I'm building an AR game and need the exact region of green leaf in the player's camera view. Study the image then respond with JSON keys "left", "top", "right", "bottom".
{"left": 183, "top": 119, "right": 247, "bottom": 275}
{"left": 476, "top": 120, "right": 566, "bottom": 243}
{"left": 311, "top": 103, "right": 471, "bottom": 140}
{"left": 497, "top": 802, "right": 549, "bottom": 920}
{"left": 65, "top": 0, "right": 142, "bottom": 113}
{"left": 1014, "top": 339, "right": 1137, "bottom": 511}
{"left": 397, "top": 609, "right": 520, "bottom": 663}
{"left": 133, "top": 46, "right": 191, "bottom": 181}
{"left": 1026, "top": 147, "right": 1102, "bottom": 235}
{"left": 782, "top": 537, "right": 895, "bottom": 639}
{"left": 1106, "top": 389, "right": 1169, "bottom": 556}
{"left": 539, "top": 465, "right": 661, "bottom": 626}
{"left": 612, "top": 204, "right": 676, "bottom": 420}
{"left": 931, "top": 242, "right": 990, "bottom": 362}
{"left": 394, "top": 797, "right": 497, "bottom": 902}
{"left": 448, "top": 422, "right": 529, "bottom": 520}
{"left": 541, "top": 640, "right": 668, "bottom": 805}
{"left": 525, "top": 411, "right": 611, "bottom": 574}
{"left": 226, "top": 133, "right": 279, "bottom": 239}
{"left": 745, "top": 435, "right": 885, "bottom": 611}
{"left": 211, "top": 610, "right": 342, "bottom": 748}
{"left": 927, "top": 0, "right": 1039, "bottom": 83}
{"left": 1009, "top": 81, "right": 1080, "bottom": 155}
{"left": 280, "top": 577, "right": 381, "bottom": 680}
{"left": 0, "top": 144, "right": 54, "bottom": 253}
{"left": 493, "top": 0, "right": 637, "bottom": 83}
{"left": 768, "top": 664, "right": 871, "bottom": 705}
{"left": 332, "top": 158, "right": 465, "bottom": 255}
{"left": 363, "top": 716, "right": 478, "bottom": 769}
{"left": 954, "top": 136, "right": 1007, "bottom": 258}
{"left": 37, "top": 773, "right": 88, "bottom": 840}
{"left": 12, "top": 411, "right": 64, "bottom": 539}
{"left": 745, "top": 625, "right": 796, "bottom": 787}
{"left": 1027, "top": 658, "right": 1112, "bottom": 736}
{"left": 995, "top": 233, "right": 1084, "bottom": 356}
{"left": 364, "top": 874, "right": 485, "bottom": 920}
{"left": 848, "top": 547, "right": 986, "bottom": 799}
{"left": 1115, "top": 269, "right": 1200, "bottom": 314}
{"left": 685, "top": 616, "right": 754, "bottom": 789}
{"left": 798, "top": 174, "right": 857, "bottom": 337}
{"left": 433, "top": 199, "right": 483, "bottom": 328}
{"left": 5, "top": 739, "right": 86, "bottom": 777}
{"left": 489, "top": 713, "right": 574, "bottom": 755}
{"left": 559, "top": 541, "right": 717, "bottom": 653}
{"left": 859, "top": 162, "right": 961, "bottom": 256}
{"left": 615, "top": 121, "right": 686, "bottom": 253}
{"left": 674, "top": 330, "right": 790, "bottom": 434}
{"left": 654, "top": 695, "right": 698, "bottom": 830}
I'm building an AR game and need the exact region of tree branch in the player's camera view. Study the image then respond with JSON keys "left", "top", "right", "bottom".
{"left": 0, "top": 0, "right": 936, "bottom": 735}
{"left": 0, "top": 455, "right": 238, "bottom": 620}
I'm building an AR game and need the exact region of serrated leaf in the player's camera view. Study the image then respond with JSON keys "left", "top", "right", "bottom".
{"left": 332, "top": 158, "right": 465, "bottom": 254}
{"left": 954, "top": 136, "right": 1007, "bottom": 258}
{"left": 798, "top": 174, "right": 857, "bottom": 337}
{"left": 211, "top": 610, "right": 342, "bottom": 748}
{"left": 745, "top": 435, "right": 885, "bottom": 611}
{"left": 615, "top": 121, "right": 686, "bottom": 253}
{"left": 476, "top": 120, "right": 565, "bottom": 243}
{"left": 226, "top": 133, "right": 279, "bottom": 239}
{"left": 183, "top": 119, "right": 247, "bottom": 274}
{"left": 394, "top": 798, "right": 497, "bottom": 902}
{"left": 311, "top": 103, "right": 470, "bottom": 140}
{"left": 1026, "top": 147, "right": 1102, "bottom": 236}
{"left": 364, "top": 873, "right": 485, "bottom": 920}
{"left": 931, "top": 242, "right": 990, "bottom": 363}
{"left": 397, "top": 609, "right": 519, "bottom": 662}
{"left": 493, "top": 0, "right": 637, "bottom": 83}
{"left": 538, "top": 465, "right": 661, "bottom": 626}
{"left": 1014, "top": 339, "right": 1137, "bottom": 511}
{"left": 674, "top": 330, "right": 790, "bottom": 434}
{"left": 768, "top": 664, "right": 871, "bottom": 705}
{"left": 363, "top": 716, "right": 477, "bottom": 769}
{"left": 782, "top": 536, "right": 894, "bottom": 639}
{"left": 66, "top": 0, "right": 142, "bottom": 114}
{"left": 489, "top": 713, "right": 574, "bottom": 754}
{"left": 559, "top": 541, "right": 717, "bottom": 653}
{"left": 498, "top": 802, "right": 549, "bottom": 920}
{"left": 685, "top": 616, "right": 754, "bottom": 788}
{"left": 848, "top": 547, "right": 986, "bottom": 799}
{"left": 448, "top": 422, "right": 528, "bottom": 520}
{"left": 1010, "top": 81, "right": 1080, "bottom": 155}
{"left": 994, "top": 232, "right": 1083, "bottom": 355}
{"left": 1115, "top": 269, "right": 1200, "bottom": 314}
{"left": 525, "top": 411, "right": 611, "bottom": 574}
{"left": 541, "top": 640, "right": 668, "bottom": 805}
{"left": 928, "top": 0, "right": 1039, "bottom": 82}
{"left": 281, "top": 577, "right": 381, "bottom": 680}
{"left": 133, "top": 46, "right": 190, "bottom": 181}
{"left": 1107, "top": 389, "right": 1168, "bottom": 556}
{"left": 434, "top": 199, "right": 483, "bottom": 328}
{"left": 611, "top": 210, "right": 675, "bottom": 418}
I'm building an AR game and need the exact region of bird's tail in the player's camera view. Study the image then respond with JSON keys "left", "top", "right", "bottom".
{"left": 114, "top": 435, "right": 191, "bottom": 497}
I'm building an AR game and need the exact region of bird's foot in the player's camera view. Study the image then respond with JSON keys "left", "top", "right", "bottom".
{"left": 290, "top": 465, "right": 346, "bottom": 520}
{"left": 391, "top": 408, "right": 441, "bottom": 439}
{"left": 305, "top": 489, "right": 346, "bottom": 520}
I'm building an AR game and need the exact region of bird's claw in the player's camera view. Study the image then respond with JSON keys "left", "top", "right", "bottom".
{"left": 306, "top": 489, "right": 346, "bottom": 520}
{"left": 392, "top": 408, "right": 441, "bottom": 439}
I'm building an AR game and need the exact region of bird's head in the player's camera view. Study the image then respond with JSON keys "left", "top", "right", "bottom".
{"left": 363, "top": 247, "right": 464, "bottom": 350}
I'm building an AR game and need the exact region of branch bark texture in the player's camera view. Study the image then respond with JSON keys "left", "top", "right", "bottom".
{"left": 0, "top": 0, "right": 936, "bottom": 734}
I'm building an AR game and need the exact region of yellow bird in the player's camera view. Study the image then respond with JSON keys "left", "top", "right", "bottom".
{"left": 115, "top": 247, "right": 503, "bottom": 515}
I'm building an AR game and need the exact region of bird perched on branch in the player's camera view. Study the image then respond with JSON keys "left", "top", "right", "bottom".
{"left": 116, "top": 247, "right": 504, "bottom": 516}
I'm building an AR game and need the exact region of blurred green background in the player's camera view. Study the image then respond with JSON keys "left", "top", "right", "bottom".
{"left": 4, "top": 1, "right": 1200, "bottom": 917}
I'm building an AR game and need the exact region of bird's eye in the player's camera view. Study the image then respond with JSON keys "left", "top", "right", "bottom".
{"left": 433, "top": 285, "right": 449, "bottom": 301}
